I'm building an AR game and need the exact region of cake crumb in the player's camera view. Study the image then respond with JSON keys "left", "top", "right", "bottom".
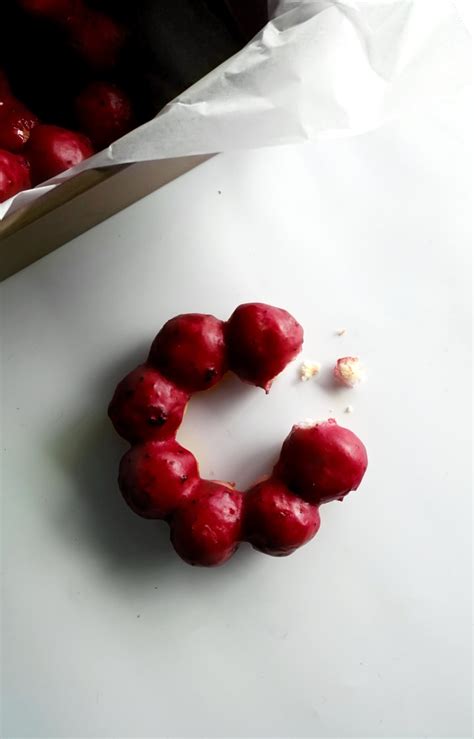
{"left": 297, "top": 418, "right": 317, "bottom": 429}
{"left": 334, "top": 356, "right": 366, "bottom": 387}
{"left": 300, "top": 360, "right": 321, "bottom": 382}
{"left": 344, "top": 405, "right": 354, "bottom": 414}
{"left": 297, "top": 417, "right": 332, "bottom": 429}
{"left": 336, "top": 328, "right": 347, "bottom": 336}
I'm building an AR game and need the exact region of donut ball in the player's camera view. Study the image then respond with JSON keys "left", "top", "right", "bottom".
{"left": 274, "top": 419, "right": 368, "bottom": 505}
{"left": 149, "top": 313, "right": 227, "bottom": 392}
{"left": 226, "top": 302, "right": 303, "bottom": 391}
{"left": 170, "top": 481, "right": 243, "bottom": 566}
{"left": 118, "top": 439, "right": 199, "bottom": 519}
{"left": 108, "top": 364, "right": 189, "bottom": 444}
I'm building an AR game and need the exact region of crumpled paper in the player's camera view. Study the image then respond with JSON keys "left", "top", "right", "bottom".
{"left": 0, "top": 0, "right": 469, "bottom": 221}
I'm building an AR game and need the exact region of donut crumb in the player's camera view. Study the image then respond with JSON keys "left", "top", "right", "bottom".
{"left": 334, "top": 356, "right": 366, "bottom": 387}
{"left": 300, "top": 360, "right": 321, "bottom": 382}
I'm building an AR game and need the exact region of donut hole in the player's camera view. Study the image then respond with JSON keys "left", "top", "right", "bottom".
{"left": 176, "top": 372, "right": 281, "bottom": 490}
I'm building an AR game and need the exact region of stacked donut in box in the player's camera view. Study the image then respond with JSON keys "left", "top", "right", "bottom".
{"left": 0, "top": 0, "right": 135, "bottom": 202}
{"left": 1, "top": 0, "right": 267, "bottom": 204}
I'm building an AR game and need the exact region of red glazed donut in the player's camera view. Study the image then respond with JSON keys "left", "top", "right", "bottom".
{"left": 75, "top": 82, "right": 134, "bottom": 150}
{"left": 108, "top": 303, "right": 368, "bottom": 567}
{"left": 0, "top": 149, "right": 31, "bottom": 204}
{"left": 26, "top": 124, "right": 94, "bottom": 185}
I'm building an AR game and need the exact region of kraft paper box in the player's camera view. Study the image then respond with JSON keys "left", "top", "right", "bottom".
{"left": 0, "top": 0, "right": 469, "bottom": 280}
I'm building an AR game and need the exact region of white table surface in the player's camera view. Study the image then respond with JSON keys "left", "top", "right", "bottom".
{"left": 1, "top": 109, "right": 471, "bottom": 738}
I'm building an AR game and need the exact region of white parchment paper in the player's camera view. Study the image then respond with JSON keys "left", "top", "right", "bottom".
{"left": 0, "top": 0, "right": 470, "bottom": 221}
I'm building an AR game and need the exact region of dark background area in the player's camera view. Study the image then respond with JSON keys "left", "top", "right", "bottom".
{"left": 1, "top": 0, "right": 267, "bottom": 134}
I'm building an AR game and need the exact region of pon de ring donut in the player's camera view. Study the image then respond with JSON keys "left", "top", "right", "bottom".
{"left": 108, "top": 303, "right": 368, "bottom": 567}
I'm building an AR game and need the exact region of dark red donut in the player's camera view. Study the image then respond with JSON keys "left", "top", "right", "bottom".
{"left": 75, "top": 82, "right": 134, "bottom": 150}
{"left": 108, "top": 306, "right": 368, "bottom": 567}
{"left": 0, "top": 101, "right": 38, "bottom": 152}
{"left": 26, "top": 124, "right": 93, "bottom": 185}
{"left": 0, "top": 149, "right": 31, "bottom": 204}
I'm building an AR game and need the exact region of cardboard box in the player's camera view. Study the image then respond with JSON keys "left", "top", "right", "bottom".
{"left": 0, "top": 0, "right": 266, "bottom": 280}
{"left": 0, "top": 155, "right": 210, "bottom": 280}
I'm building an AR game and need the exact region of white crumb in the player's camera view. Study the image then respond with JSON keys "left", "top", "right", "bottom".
{"left": 334, "top": 356, "right": 366, "bottom": 388}
{"left": 300, "top": 360, "right": 322, "bottom": 382}
{"left": 344, "top": 405, "right": 354, "bottom": 414}
{"left": 296, "top": 417, "right": 330, "bottom": 429}
{"left": 336, "top": 328, "right": 347, "bottom": 336}
{"left": 297, "top": 418, "right": 317, "bottom": 429}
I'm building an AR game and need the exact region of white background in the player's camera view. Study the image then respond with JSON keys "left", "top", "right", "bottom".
{"left": 1, "top": 106, "right": 472, "bottom": 737}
